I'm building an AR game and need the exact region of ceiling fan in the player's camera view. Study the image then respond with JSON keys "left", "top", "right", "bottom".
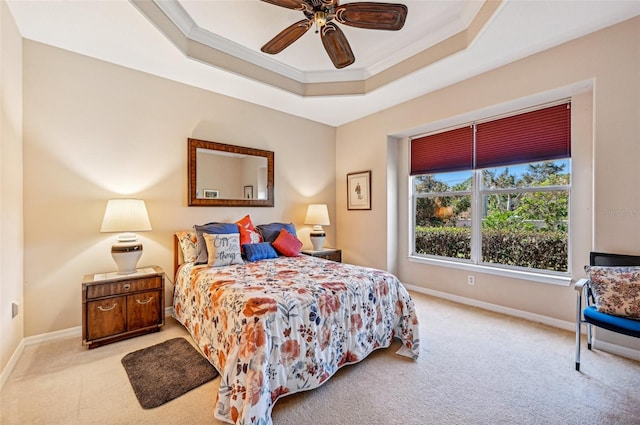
{"left": 260, "top": 0, "right": 408, "bottom": 69}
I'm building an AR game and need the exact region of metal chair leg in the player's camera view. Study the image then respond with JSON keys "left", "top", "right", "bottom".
{"left": 575, "top": 324, "right": 581, "bottom": 371}
{"left": 575, "top": 289, "right": 582, "bottom": 371}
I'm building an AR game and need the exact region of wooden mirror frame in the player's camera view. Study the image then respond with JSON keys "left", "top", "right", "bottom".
{"left": 188, "top": 138, "right": 275, "bottom": 207}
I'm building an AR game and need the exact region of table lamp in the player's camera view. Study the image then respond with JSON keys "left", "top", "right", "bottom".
{"left": 100, "top": 199, "right": 152, "bottom": 274}
{"left": 304, "top": 204, "right": 330, "bottom": 251}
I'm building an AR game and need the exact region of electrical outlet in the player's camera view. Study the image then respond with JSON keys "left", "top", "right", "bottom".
{"left": 467, "top": 275, "right": 475, "bottom": 286}
{"left": 11, "top": 302, "right": 19, "bottom": 318}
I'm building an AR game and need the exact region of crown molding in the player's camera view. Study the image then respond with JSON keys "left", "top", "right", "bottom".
{"left": 131, "top": 0, "right": 502, "bottom": 97}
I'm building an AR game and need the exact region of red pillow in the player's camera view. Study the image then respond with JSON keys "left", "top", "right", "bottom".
{"left": 272, "top": 229, "right": 302, "bottom": 257}
{"left": 235, "top": 215, "right": 262, "bottom": 248}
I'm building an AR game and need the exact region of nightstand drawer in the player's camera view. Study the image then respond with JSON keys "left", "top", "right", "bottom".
{"left": 82, "top": 266, "right": 165, "bottom": 348}
{"left": 301, "top": 249, "right": 342, "bottom": 263}
{"left": 86, "top": 276, "right": 161, "bottom": 299}
{"left": 86, "top": 296, "right": 126, "bottom": 340}
{"left": 127, "top": 290, "right": 162, "bottom": 329}
{"left": 322, "top": 250, "right": 342, "bottom": 262}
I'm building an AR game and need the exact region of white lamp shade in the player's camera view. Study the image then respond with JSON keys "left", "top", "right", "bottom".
{"left": 305, "top": 204, "right": 330, "bottom": 251}
{"left": 304, "top": 204, "right": 330, "bottom": 226}
{"left": 100, "top": 199, "right": 152, "bottom": 233}
{"left": 101, "top": 199, "right": 151, "bottom": 274}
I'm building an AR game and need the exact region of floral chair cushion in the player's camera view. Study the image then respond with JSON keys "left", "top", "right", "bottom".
{"left": 585, "top": 265, "right": 640, "bottom": 320}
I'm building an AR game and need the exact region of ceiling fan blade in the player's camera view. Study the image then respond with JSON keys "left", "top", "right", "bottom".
{"left": 321, "top": 22, "right": 355, "bottom": 69}
{"left": 261, "top": 19, "right": 312, "bottom": 54}
{"left": 259, "top": 0, "right": 306, "bottom": 10}
{"left": 335, "top": 2, "right": 408, "bottom": 30}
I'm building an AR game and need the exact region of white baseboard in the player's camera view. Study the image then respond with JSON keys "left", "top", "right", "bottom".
{"left": 404, "top": 283, "right": 640, "bottom": 361}
{"left": 1, "top": 307, "right": 174, "bottom": 391}
{"left": 0, "top": 338, "right": 25, "bottom": 390}
{"left": 24, "top": 326, "right": 82, "bottom": 346}
{"left": 593, "top": 339, "right": 640, "bottom": 361}
{"left": 403, "top": 283, "right": 576, "bottom": 331}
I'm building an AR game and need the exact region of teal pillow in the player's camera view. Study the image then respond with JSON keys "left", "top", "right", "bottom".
{"left": 243, "top": 242, "right": 278, "bottom": 262}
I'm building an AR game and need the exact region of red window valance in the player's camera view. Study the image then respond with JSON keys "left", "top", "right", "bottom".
{"left": 475, "top": 103, "right": 571, "bottom": 169}
{"left": 410, "top": 126, "right": 473, "bottom": 175}
{"left": 410, "top": 102, "right": 571, "bottom": 175}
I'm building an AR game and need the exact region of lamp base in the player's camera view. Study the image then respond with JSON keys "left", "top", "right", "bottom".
{"left": 309, "top": 232, "right": 326, "bottom": 252}
{"left": 111, "top": 242, "right": 143, "bottom": 274}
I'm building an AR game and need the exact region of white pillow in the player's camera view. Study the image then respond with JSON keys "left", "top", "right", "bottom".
{"left": 203, "top": 233, "right": 244, "bottom": 267}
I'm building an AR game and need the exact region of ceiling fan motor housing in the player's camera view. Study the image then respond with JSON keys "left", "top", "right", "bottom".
{"left": 304, "top": 1, "right": 337, "bottom": 23}
{"left": 261, "top": 0, "right": 408, "bottom": 69}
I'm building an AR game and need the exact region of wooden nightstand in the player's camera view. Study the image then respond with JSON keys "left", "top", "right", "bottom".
{"left": 82, "top": 266, "right": 164, "bottom": 349}
{"left": 301, "top": 248, "right": 342, "bottom": 263}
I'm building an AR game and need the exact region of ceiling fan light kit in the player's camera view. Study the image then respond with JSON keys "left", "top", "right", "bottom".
{"left": 314, "top": 11, "right": 327, "bottom": 31}
{"left": 260, "top": 0, "right": 408, "bottom": 69}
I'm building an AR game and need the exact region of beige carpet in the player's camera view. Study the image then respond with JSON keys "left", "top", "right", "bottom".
{"left": 2, "top": 292, "right": 640, "bottom": 425}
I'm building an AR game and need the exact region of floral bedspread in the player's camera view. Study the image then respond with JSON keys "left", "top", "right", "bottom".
{"left": 173, "top": 255, "right": 420, "bottom": 425}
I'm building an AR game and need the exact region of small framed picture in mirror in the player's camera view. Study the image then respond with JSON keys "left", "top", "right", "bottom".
{"left": 203, "top": 189, "right": 219, "bottom": 199}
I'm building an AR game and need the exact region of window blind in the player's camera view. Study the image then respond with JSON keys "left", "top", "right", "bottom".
{"left": 410, "top": 102, "right": 571, "bottom": 175}
{"left": 410, "top": 126, "right": 473, "bottom": 175}
{"left": 475, "top": 103, "right": 571, "bottom": 168}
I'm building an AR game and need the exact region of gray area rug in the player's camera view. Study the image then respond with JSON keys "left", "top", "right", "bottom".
{"left": 121, "top": 337, "right": 219, "bottom": 409}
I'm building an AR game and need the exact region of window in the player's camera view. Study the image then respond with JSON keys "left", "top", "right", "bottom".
{"left": 411, "top": 103, "right": 571, "bottom": 275}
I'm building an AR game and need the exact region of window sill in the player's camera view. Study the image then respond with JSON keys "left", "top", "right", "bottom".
{"left": 407, "top": 255, "right": 572, "bottom": 286}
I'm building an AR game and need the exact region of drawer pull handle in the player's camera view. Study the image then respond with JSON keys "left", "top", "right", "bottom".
{"left": 136, "top": 297, "right": 154, "bottom": 305}
{"left": 124, "top": 284, "right": 131, "bottom": 290}
{"left": 98, "top": 303, "right": 118, "bottom": 312}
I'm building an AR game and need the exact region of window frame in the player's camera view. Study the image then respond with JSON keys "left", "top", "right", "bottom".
{"left": 409, "top": 103, "right": 573, "bottom": 286}
{"left": 476, "top": 165, "right": 571, "bottom": 271}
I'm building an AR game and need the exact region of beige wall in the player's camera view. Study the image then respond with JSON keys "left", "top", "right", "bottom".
{"left": 336, "top": 16, "right": 640, "bottom": 328}
{"left": 22, "top": 41, "right": 336, "bottom": 337}
{"left": 0, "top": 1, "right": 23, "bottom": 376}
{"left": 8, "top": 10, "right": 640, "bottom": 361}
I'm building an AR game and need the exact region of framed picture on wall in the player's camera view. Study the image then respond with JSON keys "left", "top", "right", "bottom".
{"left": 347, "top": 170, "right": 371, "bottom": 210}
{"left": 244, "top": 185, "right": 254, "bottom": 199}
{"left": 203, "top": 189, "right": 219, "bottom": 199}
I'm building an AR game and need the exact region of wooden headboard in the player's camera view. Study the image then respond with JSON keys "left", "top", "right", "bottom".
{"left": 173, "top": 233, "right": 185, "bottom": 280}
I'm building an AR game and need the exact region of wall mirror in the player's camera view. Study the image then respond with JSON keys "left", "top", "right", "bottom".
{"left": 188, "top": 138, "right": 274, "bottom": 207}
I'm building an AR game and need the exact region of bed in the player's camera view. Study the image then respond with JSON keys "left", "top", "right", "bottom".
{"left": 172, "top": 224, "right": 420, "bottom": 425}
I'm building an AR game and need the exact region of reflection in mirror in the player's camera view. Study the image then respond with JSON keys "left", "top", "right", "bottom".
{"left": 196, "top": 149, "right": 268, "bottom": 200}
{"left": 188, "top": 138, "right": 274, "bottom": 207}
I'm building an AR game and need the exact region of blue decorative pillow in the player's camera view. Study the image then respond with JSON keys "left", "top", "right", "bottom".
{"left": 243, "top": 242, "right": 279, "bottom": 262}
{"left": 257, "top": 222, "right": 297, "bottom": 244}
{"left": 194, "top": 222, "right": 240, "bottom": 264}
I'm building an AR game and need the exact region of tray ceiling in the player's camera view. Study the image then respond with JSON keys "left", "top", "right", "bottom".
{"left": 6, "top": 0, "right": 640, "bottom": 126}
